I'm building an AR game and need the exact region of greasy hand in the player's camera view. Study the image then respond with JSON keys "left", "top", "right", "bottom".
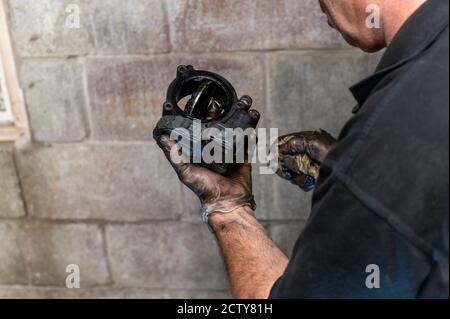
{"left": 276, "top": 130, "right": 336, "bottom": 192}
{"left": 156, "top": 135, "right": 255, "bottom": 215}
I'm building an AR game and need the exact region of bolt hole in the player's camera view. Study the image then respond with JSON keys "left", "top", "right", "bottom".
{"left": 241, "top": 95, "right": 253, "bottom": 107}
{"left": 178, "top": 66, "right": 188, "bottom": 73}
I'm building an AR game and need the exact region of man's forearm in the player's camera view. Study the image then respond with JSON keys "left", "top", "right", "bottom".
{"left": 209, "top": 207, "right": 289, "bottom": 299}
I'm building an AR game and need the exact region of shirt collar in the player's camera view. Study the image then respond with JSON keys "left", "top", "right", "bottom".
{"left": 350, "top": 0, "right": 449, "bottom": 113}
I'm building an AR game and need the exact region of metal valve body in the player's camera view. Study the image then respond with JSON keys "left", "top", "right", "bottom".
{"left": 153, "top": 65, "right": 260, "bottom": 176}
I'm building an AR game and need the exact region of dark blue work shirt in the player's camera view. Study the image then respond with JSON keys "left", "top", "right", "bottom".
{"left": 270, "top": 0, "right": 449, "bottom": 299}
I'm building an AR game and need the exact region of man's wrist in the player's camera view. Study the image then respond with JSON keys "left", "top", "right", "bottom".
{"left": 208, "top": 206, "right": 254, "bottom": 233}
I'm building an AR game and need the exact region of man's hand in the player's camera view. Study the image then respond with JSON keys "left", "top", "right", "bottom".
{"left": 154, "top": 108, "right": 261, "bottom": 215}
{"left": 155, "top": 134, "right": 256, "bottom": 220}
{"left": 276, "top": 130, "right": 336, "bottom": 192}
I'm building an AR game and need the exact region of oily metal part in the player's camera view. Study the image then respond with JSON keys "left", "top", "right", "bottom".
{"left": 281, "top": 153, "right": 320, "bottom": 179}
{"left": 153, "top": 65, "right": 260, "bottom": 176}
{"left": 185, "top": 80, "right": 225, "bottom": 120}
{"left": 277, "top": 134, "right": 320, "bottom": 179}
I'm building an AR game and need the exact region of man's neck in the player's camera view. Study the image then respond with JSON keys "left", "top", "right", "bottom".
{"left": 382, "top": 0, "right": 427, "bottom": 46}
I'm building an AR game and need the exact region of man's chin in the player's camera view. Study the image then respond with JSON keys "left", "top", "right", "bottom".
{"left": 349, "top": 37, "right": 386, "bottom": 53}
{"left": 327, "top": 19, "right": 335, "bottom": 29}
{"left": 341, "top": 33, "right": 360, "bottom": 48}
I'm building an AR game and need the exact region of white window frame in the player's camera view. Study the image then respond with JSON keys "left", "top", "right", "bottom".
{"left": 0, "top": 53, "right": 14, "bottom": 124}
{"left": 0, "top": 0, "right": 28, "bottom": 142}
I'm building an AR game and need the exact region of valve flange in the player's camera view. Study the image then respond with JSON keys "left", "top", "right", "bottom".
{"left": 153, "top": 65, "right": 260, "bottom": 176}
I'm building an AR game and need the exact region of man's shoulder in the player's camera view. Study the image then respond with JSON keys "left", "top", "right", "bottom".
{"left": 388, "top": 25, "right": 448, "bottom": 92}
{"left": 321, "top": 28, "right": 449, "bottom": 260}
{"left": 381, "top": 24, "right": 448, "bottom": 99}
{"left": 336, "top": 26, "right": 448, "bottom": 156}
{"left": 334, "top": 71, "right": 447, "bottom": 260}
{"left": 340, "top": 24, "right": 448, "bottom": 154}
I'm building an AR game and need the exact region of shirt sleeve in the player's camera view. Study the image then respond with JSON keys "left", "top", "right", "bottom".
{"left": 269, "top": 178, "right": 432, "bottom": 299}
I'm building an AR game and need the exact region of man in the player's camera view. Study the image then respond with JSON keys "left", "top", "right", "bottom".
{"left": 156, "top": 0, "right": 449, "bottom": 298}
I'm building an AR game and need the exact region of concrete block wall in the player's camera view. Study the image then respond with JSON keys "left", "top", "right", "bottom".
{"left": 0, "top": 0, "right": 380, "bottom": 298}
